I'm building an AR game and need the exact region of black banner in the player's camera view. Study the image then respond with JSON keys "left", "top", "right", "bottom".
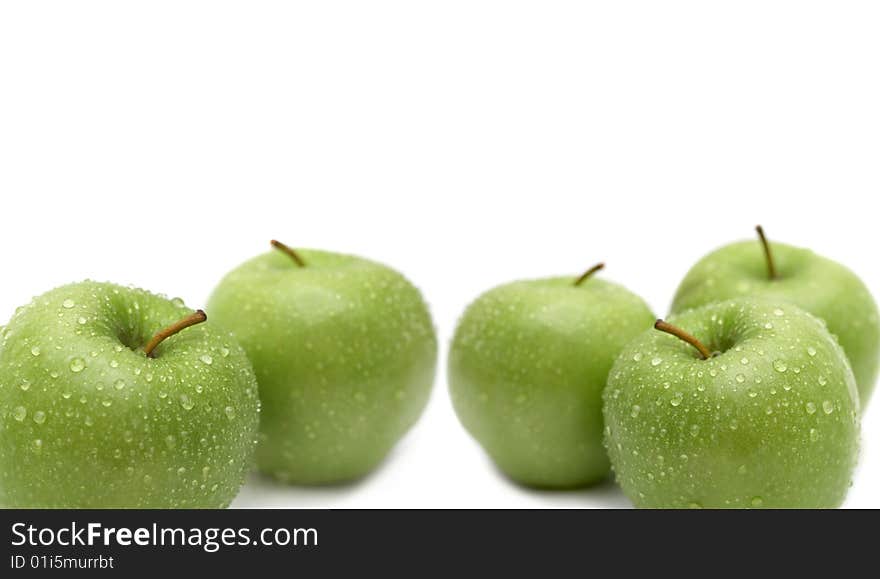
{"left": 0, "top": 509, "right": 870, "bottom": 575}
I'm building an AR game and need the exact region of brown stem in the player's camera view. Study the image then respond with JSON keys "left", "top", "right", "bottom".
{"left": 755, "top": 225, "right": 777, "bottom": 280}
{"left": 654, "top": 319, "right": 712, "bottom": 360}
{"left": 271, "top": 240, "right": 306, "bottom": 267}
{"left": 574, "top": 262, "right": 605, "bottom": 286}
{"left": 143, "top": 310, "right": 208, "bottom": 358}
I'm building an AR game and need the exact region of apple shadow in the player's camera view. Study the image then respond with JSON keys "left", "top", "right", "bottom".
{"left": 487, "top": 460, "right": 633, "bottom": 509}
{"left": 230, "top": 447, "right": 400, "bottom": 509}
{"left": 231, "top": 472, "right": 365, "bottom": 508}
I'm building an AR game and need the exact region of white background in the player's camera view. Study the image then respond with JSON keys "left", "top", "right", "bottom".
{"left": 1, "top": 2, "right": 878, "bottom": 508}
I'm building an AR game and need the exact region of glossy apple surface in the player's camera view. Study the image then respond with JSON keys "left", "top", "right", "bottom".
{"left": 604, "top": 299, "right": 859, "bottom": 508}
{"left": 207, "top": 248, "right": 437, "bottom": 484}
{"left": 0, "top": 281, "right": 260, "bottom": 508}
{"left": 671, "top": 239, "right": 879, "bottom": 406}
{"left": 449, "top": 275, "right": 654, "bottom": 487}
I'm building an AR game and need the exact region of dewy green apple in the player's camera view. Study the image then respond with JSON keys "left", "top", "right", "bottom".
{"left": 0, "top": 281, "right": 260, "bottom": 508}
{"left": 671, "top": 226, "right": 880, "bottom": 407}
{"left": 449, "top": 264, "right": 654, "bottom": 488}
{"left": 207, "top": 242, "right": 437, "bottom": 484}
{"left": 604, "top": 299, "right": 859, "bottom": 508}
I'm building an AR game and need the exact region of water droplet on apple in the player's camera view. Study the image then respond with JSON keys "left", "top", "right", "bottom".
{"left": 807, "top": 347, "right": 817, "bottom": 357}
{"left": 114, "top": 379, "right": 126, "bottom": 390}
{"left": 670, "top": 392, "right": 683, "bottom": 406}
{"left": 19, "top": 381, "right": 30, "bottom": 391}
{"left": 199, "top": 354, "right": 213, "bottom": 365}
{"left": 729, "top": 419, "right": 739, "bottom": 430}
{"left": 32, "top": 410, "right": 46, "bottom": 424}
{"left": 772, "top": 360, "right": 787, "bottom": 373}
{"left": 109, "top": 360, "right": 119, "bottom": 368}
{"left": 180, "top": 395, "right": 194, "bottom": 410}
{"left": 773, "top": 308, "right": 784, "bottom": 317}
{"left": 740, "top": 357, "right": 749, "bottom": 365}
{"left": 737, "top": 465, "right": 747, "bottom": 475}
{"left": 805, "top": 402, "right": 817, "bottom": 414}
{"left": 736, "top": 374, "right": 746, "bottom": 383}
{"left": 224, "top": 406, "right": 236, "bottom": 420}
{"left": 822, "top": 400, "right": 834, "bottom": 414}
{"left": 13, "top": 406, "right": 27, "bottom": 421}
{"left": 165, "top": 435, "right": 176, "bottom": 449}
{"left": 77, "top": 316, "right": 87, "bottom": 325}
{"left": 102, "top": 400, "right": 112, "bottom": 407}
{"left": 818, "top": 376, "right": 827, "bottom": 386}
{"left": 630, "top": 405, "right": 641, "bottom": 418}
{"left": 30, "top": 346, "right": 41, "bottom": 356}
{"left": 219, "top": 347, "right": 230, "bottom": 358}
{"left": 751, "top": 496, "right": 763, "bottom": 507}
{"left": 632, "top": 352, "right": 643, "bottom": 362}
{"left": 651, "top": 357, "right": 662, "bottom": 367}
{"left": 62, "top": 299, "right": 75, "bottom": 309}
{"left": 810, "top": 428, "right": 820, "bottom": 442}
{"left": 33, "top": 439, "right": 43, "bottom": 453}
{"left": 69, "top": 357, "right": 86, "bottom": 373}
{"left": 690, "top": 424, "right": 700, "bottom": 437}
{"left": 688, "top": 502, "right": 702, "bottom": 509}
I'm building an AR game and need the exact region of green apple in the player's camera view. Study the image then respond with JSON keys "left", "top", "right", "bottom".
{"left": 448, "top": 264, "right": 654, "bottom": 488}
{"left": 206, "top": 242, "right": 437, "bottom": 484}
{"left": 671, "top": 227, "right": 880, "bottom": 406}
{"left": 0, "top": 281, "right": 260, "bottom": 508}
{"left": 604, "top": 299, "right": 860, "bottom": 508}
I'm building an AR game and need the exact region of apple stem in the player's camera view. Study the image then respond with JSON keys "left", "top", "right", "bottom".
{"left": 271, "top": 240, "right": 306, "bottom": 267}
{"left": 143, "top": 310, "right": 208, "bottom": 358}
{"left": 653, "top": 319, "right": 712, "bottom": 360}
{"left": 574, "top": 262, "right": 605, "bottom": 286}
{"left": 755, "top": 225, "right": 777, "bottom": 280}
